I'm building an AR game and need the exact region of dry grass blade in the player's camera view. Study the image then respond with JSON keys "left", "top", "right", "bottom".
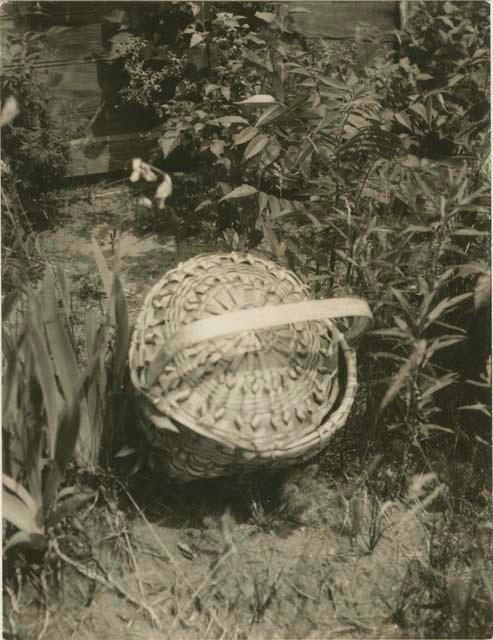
{"left": 379, "top": 339, "right": 427, "bottom": 412}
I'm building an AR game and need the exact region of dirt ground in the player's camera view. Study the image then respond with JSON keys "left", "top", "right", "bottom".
{"left": 4, "top": 183, "right": 491, "bottom": 640}
{"left": 36, "top": 182, "right": 219, "bottom": 322}
{"left": 4, "top": 461, "right": 435, "bottom": 640}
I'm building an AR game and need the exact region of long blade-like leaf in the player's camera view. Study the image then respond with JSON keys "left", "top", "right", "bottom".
{"left": 85, "top": 309, "right": 98, "bottom": 356}
{"left": 56, "top": 264, "right": 71, "bottom": 314}
{"left": 379, "top": 340, "right": 427, "bottom": 412}
{"left": 2, "top": 490, "right": 42, "bottom": 534}
{"left": 3, "top": 530, "right": 48, "bottom": 553}
{"left": 2, "top": 474, "right": 40, "bottom": 514}
{"left": 92, "top": 237, "right": 113, "bottom": 299}
{"left": 111, "top": 274, "right": 130, "bottom": 385}
{"left": 41, "top": 267, "right": 94, "bottom": 465}
{"left": 42, "top": 461, "right": 64, "bottom": 518}
{"left": 28, "top": 321, "right": 59, "bottom": 458}
{"left": 47, "top": 491, "right": 96, "bottom": 528}
{"left": 41, "top": 268, "right": 80, "bottom": 405}
{"left": 54, "top": 344, "right": 107, "bottom": 473}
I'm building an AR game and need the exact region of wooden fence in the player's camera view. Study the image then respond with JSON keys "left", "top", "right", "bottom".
{"left": 0, "top": 1, "right": 400, "bottom": 177}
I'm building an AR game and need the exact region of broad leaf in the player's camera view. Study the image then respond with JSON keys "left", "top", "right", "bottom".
{"left": 159, "top": 129, "right": 181, "bottom": 159}
{"left": 3, "top": 531, "right": 47, "bottom": 553}
{"left": 219, "top": 184, "right": 258, "bottom": 202}
{"left": 2, "top": 490, "right": 42, "bottom": 534}
{"left": 258, "top": 191, "right": 269, "bottom": 216}
{"left": 474, "top": 273, "right": 491, "bottom": 310}
{"left": 262, "top": 222, "right": 284, "bottom": 257}
{"left": 211, "top": 116, "right": 249, "bottom": 126}
{"left": 210, "top": 139, "right": 225, "bottom": 157}
{"left": 243, "top": 134, "right": 269, "bottom": 161}
{"left": 190, "top": 32, "right": 205, "bottom": 48}
{"left": 47, "top": 491, "right": 96, "bottom": 528}
{"left": 254, "top": 11, "right": 276, "bottom": 23}
{"left": 243, "top": 50, "right": 272, "bottom": 71}
{"left": 236, "top": 95, "right": 277, "bottom": 105}
{"left": 395, "top": 112, "right": 413, "bottom": 131}
{"left": 255, "top": 104, "right": 288, "bottom": 127}
{"left": 233, "top": 127, "right": 259, "bottom": 146}
{"left": 410, "top": 102, "right": 429, "bottom": 125}
{"left": 3, "top": 475, "right": 39, "bottom": 515}
{"left": 268, "top": 195, "right": 282, "bottom": 217}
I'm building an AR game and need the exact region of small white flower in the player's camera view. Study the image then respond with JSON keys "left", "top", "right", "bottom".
{"left": 0, "top": 96, "right": 19, "bottom": 128}
{"left": 138, "top": 196, "right": 153, "bottom": 209}
{"left": 130, "top": 157, "right": 142, "bottom": 182}
{"left": 141, "top": 162, "right": 158, "bottom": 182}
{"left": 155, "top": 174, "right": 173, "bottom": 209}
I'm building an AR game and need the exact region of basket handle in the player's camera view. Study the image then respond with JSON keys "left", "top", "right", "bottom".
{"left": 147, "top": 298, "right": 372, "bottom": 383}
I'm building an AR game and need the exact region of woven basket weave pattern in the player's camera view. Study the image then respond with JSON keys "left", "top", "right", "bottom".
{"left": 129, "top": 253, "right": 359, "bottom": 481}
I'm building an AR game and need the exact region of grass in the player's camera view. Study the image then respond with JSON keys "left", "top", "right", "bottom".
{"left": 5, "top": 476, "right": 491, "bottom": 639}
{"left": 2, "top": 3, "right": 492, "bottom": 636}
{"left": 2, "top": 216, "right": 491, "bottom": 637}
{"left": 3, "top": 367, "right": 492, "bottom": 639}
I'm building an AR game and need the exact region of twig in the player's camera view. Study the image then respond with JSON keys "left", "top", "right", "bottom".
{"left": 53, "top": 540, "right": 161, "bottom": 630}
{"left": 37, "top": 605, "right": 50, "bottom": 640}
{"left": 165, "top": 546, "right": 237, "bottom": 640}
{"left": 124, "top": 528, "right": 147, "bottom": 625}
{"left": 115, "top": 480, "right": 178, "bottom": 567}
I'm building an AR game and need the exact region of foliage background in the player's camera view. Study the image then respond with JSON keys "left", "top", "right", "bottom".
{"left": 1, "top": 2, "right": 491, "bottom": 638}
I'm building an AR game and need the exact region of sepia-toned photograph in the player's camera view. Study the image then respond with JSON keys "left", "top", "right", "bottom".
{"left": 1, "top": 1, "right": 491, "bottom": 638}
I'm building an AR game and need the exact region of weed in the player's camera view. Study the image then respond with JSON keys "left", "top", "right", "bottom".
{"left": 1, "top": 2, "right": 491, "bottom": 638}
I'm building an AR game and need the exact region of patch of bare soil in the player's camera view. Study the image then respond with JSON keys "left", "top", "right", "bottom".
{"left": 37, "top": 183, "right": 219, "bottom": 321}
{"left": 7, "top": 183, "right": 490, "bottom": 640}
{"left": 4, "top": 464, "right": 437, "bottom": 640}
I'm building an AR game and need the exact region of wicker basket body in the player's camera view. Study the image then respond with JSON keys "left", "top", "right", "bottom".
{"left": 129, "top": 253, "right": 366, "bottom": 481}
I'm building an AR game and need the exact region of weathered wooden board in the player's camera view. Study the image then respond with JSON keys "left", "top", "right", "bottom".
{"left": 68, "top": 130, "right": 160, "bottom": 176}
{"left": 0, "top": 18, "right": 105, "bottom": 64}
{"left": 0, "top": 2, "right": 117, "bottom": 27}
{"left": 33, "top": 61, "right": 101, "bottom": 122}
{"left": 292, "top": 1, "right": 398, "bottom": 38}
{"left": 1, "top": 1, "right": 400, "bottom": 177}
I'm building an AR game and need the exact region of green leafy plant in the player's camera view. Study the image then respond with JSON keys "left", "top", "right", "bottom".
{"left": 2, "top": 244, "right": 130, "bottom": 553}
{"left": 1, "top": 24, "right": 75, "bottom": 201}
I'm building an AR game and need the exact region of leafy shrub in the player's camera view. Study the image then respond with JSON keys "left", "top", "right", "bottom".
{"left": 364, "top": 0, "right": 490, "bottom": 162}
{"left": 0, "top": 25, "right": 75, "bottom": 201}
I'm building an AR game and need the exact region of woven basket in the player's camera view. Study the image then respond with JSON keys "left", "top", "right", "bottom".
{"left": 129, "top": 253, "right": 372, "bottom": 481}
